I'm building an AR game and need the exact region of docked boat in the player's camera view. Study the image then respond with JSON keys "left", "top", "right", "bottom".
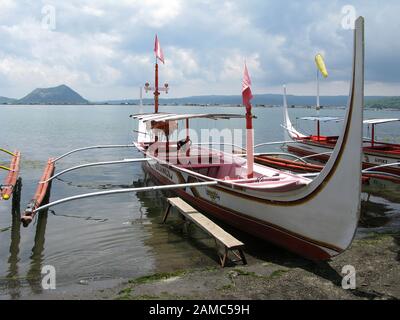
{"left": 131, "top": 17, "right": 366, "bottom": 261}
{"left": 282, "top": 85, "right": 400, "bottom": 177}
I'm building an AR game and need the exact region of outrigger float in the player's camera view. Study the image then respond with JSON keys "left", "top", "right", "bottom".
{"left": 23, "top": 17, "right": 366, "bottom": 261}
{"left": 1, "top": 148, "right": 21, "bottom": 202}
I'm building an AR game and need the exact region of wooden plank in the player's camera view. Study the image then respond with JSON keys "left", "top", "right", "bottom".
{"left": 168, "top": 197, "right": 198, "bottom": 214}
{"left": 186, "top": 212, "right": 244, "bottom": 249}
{"left": 167, "top": 197, "right": 244, "bottom": 249}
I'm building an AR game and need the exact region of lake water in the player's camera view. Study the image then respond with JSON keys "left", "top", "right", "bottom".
{"left": 0, "top": 104, "right": 399, "bottom": 299}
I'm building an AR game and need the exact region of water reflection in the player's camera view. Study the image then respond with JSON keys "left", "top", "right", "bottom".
{"left": 26, "top": 211, "right": 48, "bottom": 294}
{"left": 6, "top": 193, "right": 21, "bottom": 299}
{"left": 4, "top": 177, "right": 50, "bottom": 298}
{"left": 360, "top": 195, "right": 392, "bottom": 228}
{"left": 362, "top": 178, "right": 400, "bottom": 204}
{"left": 134, "top": 175, "right": 218, "bottom": 271}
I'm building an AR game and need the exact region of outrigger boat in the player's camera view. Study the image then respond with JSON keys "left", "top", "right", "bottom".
{"left": 131, "top": 17, "right": 365, "bottom": 261}
{"left": 1, "top": 148, "right": 21, "bottom": 202}
{"left": 282, "top": 86, "right": 400, "bottom": 177}
{"left": 22, "top": 17, "right": 365, "bottom": 261}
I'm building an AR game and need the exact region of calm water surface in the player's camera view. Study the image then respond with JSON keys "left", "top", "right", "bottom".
{"left": 0, "top": 105, "right": 399, "bottom": 299}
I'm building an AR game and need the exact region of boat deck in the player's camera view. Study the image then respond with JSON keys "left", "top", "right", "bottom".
{"left": 138, "top": 142, "right": 310, "bottom": 191}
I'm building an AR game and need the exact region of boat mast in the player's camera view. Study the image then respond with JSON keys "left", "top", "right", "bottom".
{"left": 154, "top": 59, "right": 159, "bottom": 113}
{"left": 144, "top": 35, "right": 168, "bottom": 114}
{"left": 246, "top": 104, "right": 254, "bottom": 178}
{"left": 371, "top": 123, "right": 375, "bottom": 147}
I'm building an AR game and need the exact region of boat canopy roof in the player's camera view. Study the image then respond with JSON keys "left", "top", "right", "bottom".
{"left": 131, "top": 113, "right": 246, "bottom": 122}
{"left": 363, "top": 118, "right": 400, "bottom": 125}
{"left": 298, "top": 116, "right": 342, "bottom": 122}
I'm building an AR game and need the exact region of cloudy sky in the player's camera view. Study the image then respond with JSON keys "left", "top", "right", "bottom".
{"left": 0, "top": 0, "right": 399, "bottom": 101}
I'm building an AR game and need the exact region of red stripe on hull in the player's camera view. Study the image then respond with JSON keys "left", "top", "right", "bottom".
{"left": 144, "top": 163, "right": 336, "bottom": 261}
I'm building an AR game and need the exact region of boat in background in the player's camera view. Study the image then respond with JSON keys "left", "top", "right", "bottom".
{"left": 253, "top": 153, "right": 400, "bottom": 201}
{"left": 282, "top": 84, "right": 400, "bottom": 176}
{"left": 131, "top": 17, "right": 366, "bottom": 261}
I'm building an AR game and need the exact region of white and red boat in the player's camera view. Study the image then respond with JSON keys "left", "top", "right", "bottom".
{"left": 131, "top": 17, "right": 366, "bottom": 261}
{"left": 282, "top": 83, "right": 400, "bottom": 177}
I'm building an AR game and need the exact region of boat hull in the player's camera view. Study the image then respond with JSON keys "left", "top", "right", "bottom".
{"left": 142, "top": 160, "right": 339, "bottom": 261}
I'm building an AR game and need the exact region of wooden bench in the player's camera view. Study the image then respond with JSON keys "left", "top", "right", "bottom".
{"left": 163, "top": 197, "right": 247, "bottom": 267}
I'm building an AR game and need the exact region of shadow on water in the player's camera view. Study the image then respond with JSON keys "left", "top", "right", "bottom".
{"left": 4, "top": 178, "right": 51, "bottom": 298}
{"left": 135, "top": 175, "right": 344, "bottom": 282}
{"left": 25, "top": 210, "right": 49, "bottom": 295}
{"left": 133, "top": 177, "right": 220, "bottom": 268}
{"left": 6, "top": 179, "right": 22, "bottom": 300}
{"left": 359, "top": 194, "right": 393, "bottom": 228}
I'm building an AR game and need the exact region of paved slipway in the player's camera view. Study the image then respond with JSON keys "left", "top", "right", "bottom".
{"left": 31, "top": 233, "right": 400, "bottom": 300}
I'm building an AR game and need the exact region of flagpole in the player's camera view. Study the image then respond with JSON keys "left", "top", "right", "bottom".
{"left": 246, "top": 105, "right": 254, "bottom": 178}
{"left": 154, "top": 59, "right": 159, "bottom": 114}
{"left": 316, "top": 69, "right": 320, "bottom": 112}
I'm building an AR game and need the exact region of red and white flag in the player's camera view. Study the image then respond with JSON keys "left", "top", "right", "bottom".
{"left": 154, "top": 34, "right": 165, "bottom": 64}
{"left": 242, "top": 63, "right": 253, "bottom": 108}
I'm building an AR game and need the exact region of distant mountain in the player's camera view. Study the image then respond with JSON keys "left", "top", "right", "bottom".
{"left": 365, "top": 97, "right": 400, "bottom": 109}
{"left": 2, "top": 85, "right": 399, "bottom": 108}
{"left": 0, "top": 96, "right": 17, "bottom": 104}
{"left": 18, "top": 85, "right": 88, "bottom": 105}
{"left": 101, "top": 94, "right": 400, "bottom": 108}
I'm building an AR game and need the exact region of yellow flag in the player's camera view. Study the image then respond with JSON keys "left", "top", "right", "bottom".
{"left": 315, "top": 54, "right": 328, "bottom": 78}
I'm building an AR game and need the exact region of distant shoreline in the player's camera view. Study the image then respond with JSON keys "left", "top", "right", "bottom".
{"left": 2, "top": 84, "right": 399, "bottom": 109}
{"left": 1, "top": 103, "right": 399, "bottom": 111}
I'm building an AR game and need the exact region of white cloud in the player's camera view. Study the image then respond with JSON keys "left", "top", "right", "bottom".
{"left": 0, "top": 0, "right": 399, "bottom": 100}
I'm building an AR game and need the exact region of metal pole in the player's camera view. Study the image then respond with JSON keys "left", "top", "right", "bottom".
{"left": 363, "top": 162, "right": 400, "bottom": 172}
{"left": 32, "top": 181, "right": 218, "bottom": 213}
{"left": 316, "top": 69, "right": 320, "bottom": 111}
{"left": 371, "top": 124, "right": 375, "bottom": 147}
{"left": 41, "top": 158, "right": 151, "bottom": 184}
{"left": 245, "top": 103, "right": 254, "bottom": 178}
{"left": 294, "top": 151, "right": 333, "bottom": 162}
{"left": 241, "top": 152, "right": 308, "bottom": 164}
{"left": 52, "top": 144, "right": 136, "bottom": 163}
{"left": 254, "top": 141, "right": 301, "bottom": 148}
{"left": 155, "top": 62, "right": 159, "bottom": 113}
{"left": 193, "top": 142, "right": 246, "bottom": 152}
{"left": 0, "top": 148, "right": 15, "bottom": 157}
